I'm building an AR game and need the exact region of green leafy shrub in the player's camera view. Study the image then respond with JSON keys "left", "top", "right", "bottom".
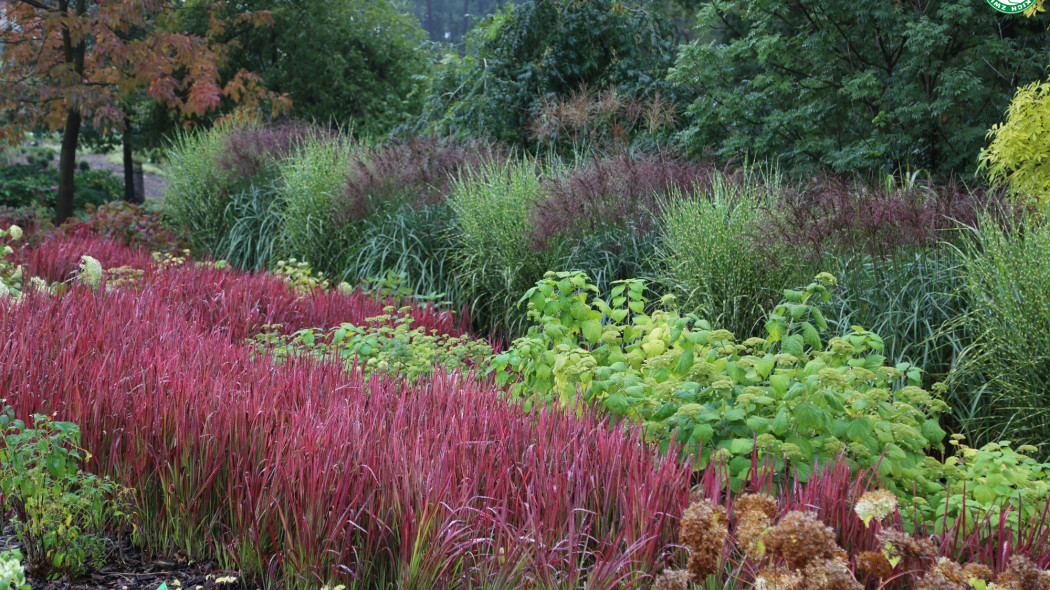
{"left": 0, "top": 408, "right": 132, "bottom": 579}
{"left": 0, "top": 165, "right": 120, "bottom": 211}
{"left": 272, "top": 258, "right": 330, "bottom": 294}
{"left": 250, "top": 308, "right": 493, "bottom": 381}
{"left": 936, "top": 437, "right": 1050, "bottom": 534}
{"left": 655, "top": 173, "right": 804, "bottom": 338}
{"left": 412, "top": 0, "right": 678, "bottom": 150}
{"left": 979, "top": 75, "right": 1050, "bottom": 201}
{"left": 670, "top": 0, "right": 1048, "bottom": 175}
{"left": 488, "top": 272, "right": 949, "bottom": 499}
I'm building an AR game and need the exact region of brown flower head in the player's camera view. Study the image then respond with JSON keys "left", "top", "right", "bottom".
{"left": 652, "top": 569, "right": 691, "bottom": 590}
{"left": 801, "top": 558, "right": 863, "bottom": 590}
{"left": 877, "top": 529, "right": 937, "bottom": 573}
{"left": 764, "top": 510, "right": 841, "bottom": 570}
{"left": 918, "top": 558, "right": 969, "bottom": 590}
{"left": 997, "top": 555, "right": 1050, "bottom": 590}
{"left": 964, "top": 564, "right": 994, "bottom": 582}
{"left": 857, "top": 551, "right": 894, "bottom": 580}
{"left": 736, "top": 493, "right": 779, "bottom": 560}
{"left": 756, "top": 566, "right": 804, "bottom": 590}
{"left": 680, "top": 499, "right": 728, "bottom": 582}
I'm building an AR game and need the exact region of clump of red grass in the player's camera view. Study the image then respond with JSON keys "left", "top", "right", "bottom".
{"left": 16, "top": 234, "right": 467, "bottom": 340}
{"left": 216, "top": 121, "right": 322, "bottom": 181}
{"left": 334, "top": 137, "right": 504, "bottom": 224}
{"left": 763, "top": 175, "right": 1006, "bottom": 261}
{"left": 528, "top": 150, "right": 740, "bottom": 250}
{"left": 0, "top": 271, "right": 691, "bottom": 588}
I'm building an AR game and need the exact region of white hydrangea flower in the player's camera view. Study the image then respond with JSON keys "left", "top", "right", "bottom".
{"left": 7, "top": 225, "right": 22, "bottom": 241}
{"left": 338, "top": 281, "right": 354, "bottom": 296}
{"left": 855, "top": 489, "right": 898, "bottom": 526}
{"left": 78, "top": 255, "right": 104, "bottom": 288}
{"left": 0, "top": 282, "right": 9, "bottom": 298}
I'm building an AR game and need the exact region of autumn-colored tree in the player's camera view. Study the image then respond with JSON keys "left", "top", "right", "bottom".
{"left": 0, "top": 0, "right": 290, "bottom": 221}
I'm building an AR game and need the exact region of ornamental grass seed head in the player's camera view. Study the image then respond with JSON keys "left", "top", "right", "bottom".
{"left": 996, "top": 556, "right": 1050, "bottom": 590}
{"left": 652, "top": 569, "right": 691, "bottom": 590}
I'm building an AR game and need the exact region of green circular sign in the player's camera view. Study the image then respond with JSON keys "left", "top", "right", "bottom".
{"left": 986, "top": 0, "right": 1036, "bottom": 13}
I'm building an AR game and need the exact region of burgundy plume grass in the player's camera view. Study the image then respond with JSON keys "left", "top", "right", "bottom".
{"left": 0, "top": 269, "right": 691, "bottom": 588}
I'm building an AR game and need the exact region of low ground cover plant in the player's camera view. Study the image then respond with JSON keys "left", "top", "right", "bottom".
{"left": 0, "top": 408, "right": 132, "bottom": 579}
{"left": 250, "top": 307, "right": 493, "bottom": 381}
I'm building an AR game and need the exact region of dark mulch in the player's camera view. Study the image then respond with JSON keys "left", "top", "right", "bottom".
{"left": 3, "top": 528, "right": 256, "bottom": 590}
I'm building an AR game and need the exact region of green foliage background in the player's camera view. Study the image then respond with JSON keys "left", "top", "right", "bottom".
{"left": 670, "top": 0, "right": 1050, "bottom": 175}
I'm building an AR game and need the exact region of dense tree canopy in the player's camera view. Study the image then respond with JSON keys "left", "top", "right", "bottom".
{"left": 186, "top": 0, "right": 429, "bottom": 134}
{"left": 670, "top": 0, "right": 1050, "bottom": 175}
{"left": 0, "top": 0, "right": 285, "bottom": 221}
{"left": 410, "top": 0, "right": 679, "bottom": 149}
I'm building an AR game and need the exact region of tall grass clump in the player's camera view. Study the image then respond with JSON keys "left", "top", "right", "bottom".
{"left": 344, "top": 205, "right": 459, "bottom": 302}
{"left": 162, "top": 125, "right": 235, "bottom": 255}
{"left": 277, "top": 137, "right": 359, "bottom": 277}
{"left": 759, "top": 173, "right": 998, "bottom": 385}
{"left": 528, "top": 149, "right": 728, "bottom": 250}
{"left": 334, "top": 137, "right": 503, "bottom": 222}
{"left": 948, "top": 208, "right": 1050, "bottom": 448}
{"left": 449, "top": 159, "right": 550, "bottom": 336}
{"left": 821, "top": 247, "right": 967, "bottom": 383}
{"left": 164, "top": 121, "right": 320, "bottom": 260}
{"left": 656, "top": 172, "right": 801, "bottom": 338}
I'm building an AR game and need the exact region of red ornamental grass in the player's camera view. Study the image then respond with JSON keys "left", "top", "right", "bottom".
{"left": 0, "top": 284, "right": 691, "bottom": 588}
{"left": 17, "top": 234, "right": 468, "bottom": 340}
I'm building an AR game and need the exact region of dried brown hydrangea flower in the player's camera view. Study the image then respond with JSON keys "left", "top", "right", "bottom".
{"left": 763, "top": 510, "right": 841, "bottom": 570}
{"left": 801, "top": 557, "right": 863, "bottom": 590}
{"left": 918, "top": 558, "right": 970, "bottom": 590}
{"left": 878, "top": 529, "right": 937, "bottom": 573}
{"left": 652, "top": 569, "right": 691, "bottom": 590}
{"left": 996, "top": 555, "right": 1050, "bottom": 590}
{"left": 964, "top": 564, "right": 994, "bottom": 582}
{"left": 857, "top": 551, "right": 894, "bottom": 580}
{"left": 756, "top": 565, "right": 804, "bottom": 590}
{"left": 680, "top": 500, "right": 729, "bottom": 582}
{"left": 736, "top": 493, "right": 779, "bottom": 560}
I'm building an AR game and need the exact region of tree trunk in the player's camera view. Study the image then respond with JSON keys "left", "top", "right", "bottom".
{"left": 54, "top": 0, "right": 87, "bottom": 224}
{"left": 55, "top": 108, "right": 81, "bottom": 224}
{"left": 123, "top": 118, "right": 138, "bottom": 203}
